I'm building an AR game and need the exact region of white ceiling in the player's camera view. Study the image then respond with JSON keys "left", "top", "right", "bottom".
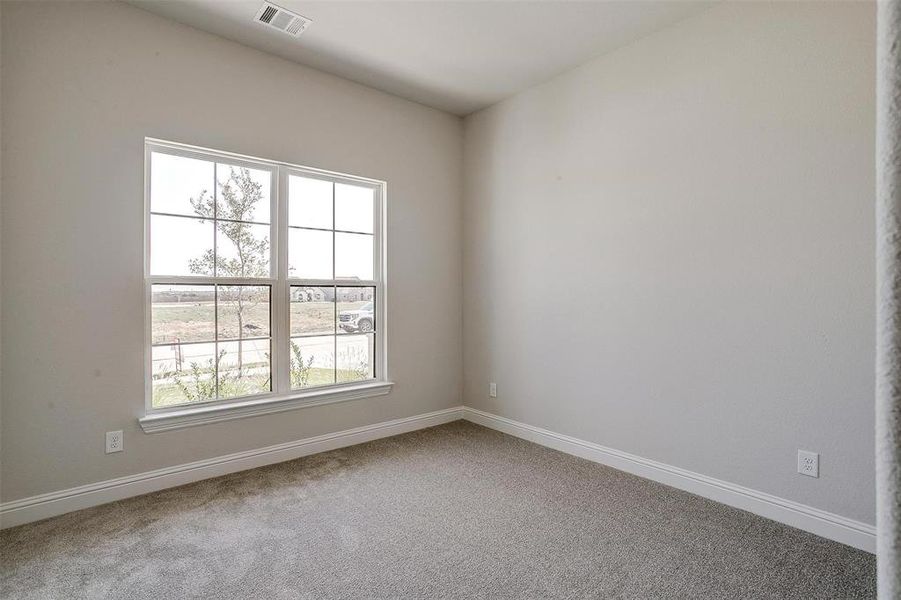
{"left": 130, "top": 1, "right": 714, "bottom": 116}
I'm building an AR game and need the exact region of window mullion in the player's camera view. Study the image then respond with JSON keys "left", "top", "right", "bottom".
{"left": 214, "top": 283, "right": 220, "bottom": 399}
{"left": 147, "top": 276, "right": 276, "bottom": 285}
{"left": 213, "top": 162, "right": 218, "bottom": 278}
{"left": 213, "top": 163, "right": 220, "bottom": 399}
{"left": 375, "top": 185, "right": 386, "bottom": 382}
{"left": 332, "top": 183, "right": 338, "bottom": 385}
{"left": 274, "top": 166, "right": 291, "bottom": 395}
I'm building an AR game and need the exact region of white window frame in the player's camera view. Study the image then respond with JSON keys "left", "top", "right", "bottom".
{"left": 140, "top": 138, "right": 391, "bottom": 433}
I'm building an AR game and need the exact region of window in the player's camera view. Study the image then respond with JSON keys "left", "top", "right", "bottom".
{"left": 144, "top": 140, "right": 388, "bottom": 424}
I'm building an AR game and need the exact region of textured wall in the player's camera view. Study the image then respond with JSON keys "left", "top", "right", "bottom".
{"left": 0, "top": 1, "right": 463, "bottom": 502}
{"left": 463, "top": 1, "right": 876, "bottom": 524}
{"left": 876, "top": 0, "right": 901, "bottom": 593}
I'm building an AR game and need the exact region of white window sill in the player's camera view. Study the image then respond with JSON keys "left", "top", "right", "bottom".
{"left": 139, "top": 381, "right": 394, "bottom": 434}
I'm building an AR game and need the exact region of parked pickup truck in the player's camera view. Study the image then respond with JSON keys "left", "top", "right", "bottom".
{"left": 338, "top": 302, "right": 374, "bottom": 333}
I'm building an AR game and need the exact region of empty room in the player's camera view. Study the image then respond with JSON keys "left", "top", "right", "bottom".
{"left": 2, "top": 0, "right": 901, "bottom": 598}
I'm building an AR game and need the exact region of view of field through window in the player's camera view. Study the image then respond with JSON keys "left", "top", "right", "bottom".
{"left": 151, "top": 284, "right": 272, "bottom": 407}
{"left": 148, "top": 147, "right": 378, "bottom": 409}
{"left": 289, "top": 286, "right": 375, "bottom": 389}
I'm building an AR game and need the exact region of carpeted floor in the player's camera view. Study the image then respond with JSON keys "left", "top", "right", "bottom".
{"left": 0, "top": 421, "right": 876, "bottom": 599}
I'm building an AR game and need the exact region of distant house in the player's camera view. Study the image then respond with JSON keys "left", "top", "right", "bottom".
{"left": 337, "top": 288, "right": 374, "bottom": 302}
{"left": 291, "top": 287, "right": 329, "bottom": 302}
{"left": 289, "top": 286, "right": 373, "bottom": 303}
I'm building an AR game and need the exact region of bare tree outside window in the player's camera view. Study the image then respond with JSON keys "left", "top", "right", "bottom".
{"left": 188, "top": 167, "right": 269, "bottom": 280}
{"left": 190, "top": 167, "right": 268, "bottom": 367}
{"left": 164, "top": 167, "right": 271, "bottom": 402}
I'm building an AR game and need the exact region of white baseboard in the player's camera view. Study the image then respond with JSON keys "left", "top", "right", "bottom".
{"left": 0, "top": 406, "right": 464, "bottom": 529}
{"left": 2, "top": 404, "right": 876, "bottom": 554}
{"left": 461, "top": 406, "right": 876, "bottom": 553}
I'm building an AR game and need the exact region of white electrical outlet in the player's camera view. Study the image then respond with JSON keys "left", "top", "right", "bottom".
{"left": 489, "top": 382, "right": 497, "bottom": 398}
{"left": 798, "top": 450, "right": 818, "bottom": 478}
{"left": 106, "top": 430, "right": 124, "bottom": 454}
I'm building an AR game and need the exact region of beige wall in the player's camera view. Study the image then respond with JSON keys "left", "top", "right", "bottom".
{"left": 0, "top": 1, "right": 463, "bottom": 502}
{"left": 463, "top": 1, "right": 876, "bottom": 523}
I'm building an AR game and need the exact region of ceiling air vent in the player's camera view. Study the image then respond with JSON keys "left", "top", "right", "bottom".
{"left": 254, "top": 2, "right": 311, "bottom": 38}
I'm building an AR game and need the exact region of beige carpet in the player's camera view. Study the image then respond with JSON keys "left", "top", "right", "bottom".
{"left": 0, "top": 421, "right": 876, "bottom": 599}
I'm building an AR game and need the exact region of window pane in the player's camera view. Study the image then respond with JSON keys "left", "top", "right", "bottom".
{"left": 217, "top": 286, "right": 270, "bottom": 340}
{"left": 150, "top": 152, "right": 214, "bottom": 218}
{"left": 337, "top": 287, "right": 375, "bottom": 334}
{"left": 337, "top": 334, "right": 375, "bottom": 383}
{"left": 150, "top": 215, "right": 214, "bottom": 276}
{"left": 216, "top": 221, "right": 271, "bottom": 278}
{"left": 335, "top": 232, "right": 373, "bottom": 280}
{"left": 290, "top": 286, "right": 335, "bottom": 336}
{"left": 151, "top": 285, "right": 215, "bottom": 345}
{"left": 290, "top": 335, "right": 335, "bottom": 389}
{"left": 335, "top": 183, "right": 374, "bottom": 234}
{"left": 289, "top": 228, "right": 333, "bottom": 279}
{"left": 151, "top": 342, "right": 217, "bottom": 408}
{"left": 218, "top": 339, "right": 271, "bottom": 399}
{"left": 289, "top": 175, "right": 332, "bottom": 229}
{"left": 216, "top": 163, "right": 271, "bottom": 224}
